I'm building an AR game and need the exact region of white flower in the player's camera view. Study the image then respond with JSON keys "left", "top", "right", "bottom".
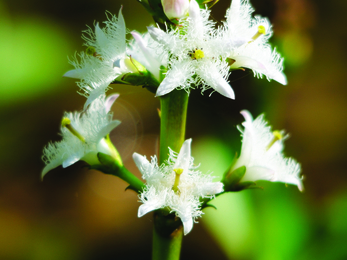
{"left": 133, "top": 139, "right": 223, "bottom": 235}
{"left": 148, "top": 0, "right": 235, "bottom": 99}
{"left": 161, "top": 0, "right": 190, "bottom": 20}
{"left": 63, "top": 9, "right": 135, "bottom": 108}
{"left": 41, "top": 94, "right": 121, "bottom": 179}
{"left": 223, "top": 0, "right": 287, "bottom": 84}
{"left": 232, "top": 110, "right": 303, "bottom": 191}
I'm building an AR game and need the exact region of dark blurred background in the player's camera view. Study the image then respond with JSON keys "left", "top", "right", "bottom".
{"left": 1, "top": 0, "right": 346, "bottom": 259}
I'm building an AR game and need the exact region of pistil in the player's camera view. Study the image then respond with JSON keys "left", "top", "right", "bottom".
{"left": 172, "top": 168, "right": 184, "bottom": 193}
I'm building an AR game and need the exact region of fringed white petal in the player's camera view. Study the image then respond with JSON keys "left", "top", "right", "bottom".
{"left": 131, "top": 31, "right": 161, "bottom": 79}
{"left": 62, "top": 155, "right": 81, "bottom": 168}
{"left": 97, "top": 120, "right": 121, "bottom": 141}
{"left": 181, "top": 216, "right": 194, "bottom": 236}
{"left": 138, "top": 203, "right": 160, "bottom": 217}
{"left": 196, "top": 60, "right": 235, "bottom": 99}
{"left": 63, "top": 69, "right": 87, "bottom": 79}
{"left": 132, "top": 153, "right": 152, "bottom": 177}
{"left": 242, "top": 166, "right": 275, "bottom": 182}
{"left": 156, "top": 62, "right": 192, "bottom": 96}
{"left": 174, "top": 139, "right": 192, "bottom": 174}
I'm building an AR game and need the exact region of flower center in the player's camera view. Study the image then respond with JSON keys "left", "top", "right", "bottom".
{"left": 61, "top": 117, "right": 85, "bottom": 143}
{"left": 188, "top": 48, "right": 205, "bottom": 60}
{"left": 266, "top": 130, "right": 283, "bottom": 150}
{"left": 172, "top": 168, "right": 184, "bottom": 193}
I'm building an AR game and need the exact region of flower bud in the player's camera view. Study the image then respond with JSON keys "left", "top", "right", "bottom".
{"left": 161, "top": 0, "right": 190, "bottom": 20}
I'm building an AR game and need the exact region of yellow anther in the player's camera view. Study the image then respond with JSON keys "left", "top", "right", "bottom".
{"left": 61, "top": 117, "right": 71, "bottom": 127}
{"left": 86, "top": 46, "right": 97, "bottom": 56}
{"left": 273, "top": 130, "right": 283, "bottom": 140}
{"left": 61, "top": 117, "right": 85, "bottom": 143}
{"left": 266, "top": 130, "right": 284, "bottom": 150}
{"left": 172, "top": 168, "right": 184, "bottom": 193}
{"left": 258, "top": 25, "right": 266, "bottom": 35}
{"left": 193, "top": 49, "right": 205, "bottom": 60}
{"left": 251, "top": 25, "right": 266, "bottom": 42}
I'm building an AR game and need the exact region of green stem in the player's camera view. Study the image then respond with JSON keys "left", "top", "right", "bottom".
{"left": 152, "top": 211, "right": 184, "bottom": 260}
{"left": 152, "top": 90, "right": 189, "bottom": 260}
{"left": 159, "top": 90, "right": 189, "bottom": 164}
{"left": 152, "top": 229, "right": 183, "bottom": 260}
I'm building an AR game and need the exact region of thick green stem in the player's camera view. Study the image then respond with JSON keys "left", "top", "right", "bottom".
{"left": 152, "top": 90, "right": 189, "bottom": 260}
{"left": 159, "top": 90, "right": 189, "bottom": 164}
{"left": 152, "top": 211, "right": 184, "bottom": 260}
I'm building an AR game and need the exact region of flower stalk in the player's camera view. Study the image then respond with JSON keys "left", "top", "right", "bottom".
{"left": 152, "top": 89, "right": 189, "bottom": 259}
{"left": 97, "top": 152, "right": 145, "bottom": 193}
{"left": 152, "top": 211, "right": 183, "bottom": 260}
{"left": 159, "top": 90, "right": 189, "bottom": 164}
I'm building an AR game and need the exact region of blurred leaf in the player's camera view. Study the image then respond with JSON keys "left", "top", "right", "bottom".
{"left": 0, "top": 8, "right": 73, "bottom": 105}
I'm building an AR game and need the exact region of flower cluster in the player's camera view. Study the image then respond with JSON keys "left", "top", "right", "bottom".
{"left": 63, "top": 0, "right": 286, "bottom": 103}
{"left": 41, "top": 0, "right": 302, "bottom": 239}
{"left": 133, "top": 139, "right": 223, "bottom": 235}
{"left": 149, "top": 0, "right": 286, "bottom": 99}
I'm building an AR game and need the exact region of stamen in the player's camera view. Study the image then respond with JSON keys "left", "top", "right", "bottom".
{"left": 61, "top": 117, "right": 85, "bottom": 143}
{"left": 172, "top": 168, "right": 184, "bottom": 193}
{"left": 266, "top": 130, "right": 283, "bottom": 150}
{"left": 250, "top": 25, "right": 266, "bottom": 42}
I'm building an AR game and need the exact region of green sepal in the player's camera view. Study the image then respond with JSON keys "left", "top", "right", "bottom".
{"left": 231, "top": 181, "right": 257, "bottom": 192}
{"left": 97, "top": 152, "right": 120, "bottom": 173}
{"left": 111, "top": 72, "right": 159, "bottom": 93}
{"left": 223, "top": 165, "right": 247, "bottom": 189}
{"left": 196, "top": 0, "right": 219, "bottom": 9}
{"left": 222, "top": 164, "right": 262, "bottom": 192}
{"left": 170, "top": 18, "right": 180, "bottom": 25}
{"left": 110, "top": 78, "right": 130, "bottom": 85}
{"left": 222, "top": 165, "right": 261, "bottom": 192}
{"left": 88, "top": 164, "right": 108, "bottom": 172}
{"left": 125, "top": 185, "right": 138, "bottom": 193}
{"left": 120, "top": 73, "right": 159, "bottom": 93}
{"left": 202, "top": 203, "right": 217, "bottom": 210}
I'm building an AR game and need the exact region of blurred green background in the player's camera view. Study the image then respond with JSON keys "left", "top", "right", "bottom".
{"left": 0, "top": 0, "right": 346, "bottom": 259}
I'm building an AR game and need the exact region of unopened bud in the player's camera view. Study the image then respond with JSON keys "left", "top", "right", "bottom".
{"left": 161, "top": 0, "right": 190, "bottom": 20}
